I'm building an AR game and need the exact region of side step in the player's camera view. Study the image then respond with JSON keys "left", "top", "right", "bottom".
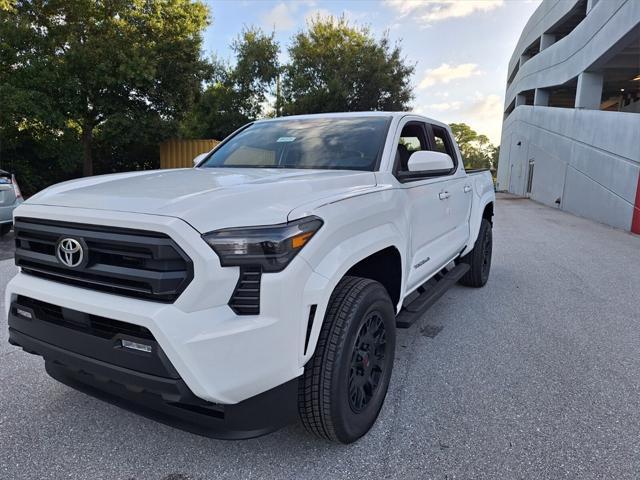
{"left": 396, "top": 263, "right": 470, "bottom": 328}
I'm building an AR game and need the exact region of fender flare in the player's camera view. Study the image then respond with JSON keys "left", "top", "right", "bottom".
{"left": 462, "top": 191, "right": 495, "bottom": 257}
{"left": 298, "top": 222, "right": 405, "bottom": 366}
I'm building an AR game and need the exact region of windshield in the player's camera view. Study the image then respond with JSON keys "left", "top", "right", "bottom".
{"left": 200, "top": 116, "right": 391, "bottom": 171}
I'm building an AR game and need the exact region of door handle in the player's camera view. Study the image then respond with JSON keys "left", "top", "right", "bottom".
{"left": 438, "top": 191, "right": 450, "bottom": 200}
{"left": 464, "top": 185, "right": 472, "bottom": 193}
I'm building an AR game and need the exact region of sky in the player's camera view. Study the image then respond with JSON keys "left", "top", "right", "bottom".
{"left": 203, "top": 0, "right": 542, "bottom": 145}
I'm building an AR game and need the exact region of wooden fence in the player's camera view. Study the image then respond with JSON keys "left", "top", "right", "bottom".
{"left": 159, "top": 139, "right": 220, "bottom": 169}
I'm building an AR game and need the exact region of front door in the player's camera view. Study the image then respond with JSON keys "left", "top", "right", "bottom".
{"left": 392, "top": 119, "right": 459, "bottom": 292}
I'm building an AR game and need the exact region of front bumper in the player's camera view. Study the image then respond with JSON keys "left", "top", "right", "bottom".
{"left": 8, "top": 296, "right": 298, "bottom": 439}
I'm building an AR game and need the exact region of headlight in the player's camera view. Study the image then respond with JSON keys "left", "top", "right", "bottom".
{"left": 202, "top": 216, "right": 323, "bottom": 272}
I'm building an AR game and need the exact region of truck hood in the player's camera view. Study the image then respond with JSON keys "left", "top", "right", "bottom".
{"left": 26, "top": 168, "right": 377, "bottom": 232}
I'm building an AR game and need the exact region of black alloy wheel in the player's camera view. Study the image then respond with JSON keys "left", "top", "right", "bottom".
{"left": 348, "top": 312, "right": 387, "bottom": 413}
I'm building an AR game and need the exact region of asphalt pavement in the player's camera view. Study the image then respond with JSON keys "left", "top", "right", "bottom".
{"left": 1, "top": 196, "right": 640, "bottom": 479}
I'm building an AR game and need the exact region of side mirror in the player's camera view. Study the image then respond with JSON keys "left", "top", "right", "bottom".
{"left": 193, "top": 152, "right": 208, "bottom": 167}
{"left": 407, "top": 151, "right": 453, "bottom": 173}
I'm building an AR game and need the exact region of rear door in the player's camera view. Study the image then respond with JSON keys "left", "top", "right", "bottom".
{"left": 427, "top": 124, "right": 472, "bottom": 253}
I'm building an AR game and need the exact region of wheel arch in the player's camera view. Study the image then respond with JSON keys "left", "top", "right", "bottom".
{"left": 483, "top": 201, "right": 494, "bottom": 224}
{"left": 299, "top": 225, "right": 406, "bottom": 366}
{"left": 462, "top": 189, "right": 495, "bottom": 257}
{"left": 344, "top": 246, "right": 402, "bottom": 307}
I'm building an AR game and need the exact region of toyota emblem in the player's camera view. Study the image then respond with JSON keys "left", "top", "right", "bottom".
{"left": 56, "top": 238, "right": 85, "bottom": 268}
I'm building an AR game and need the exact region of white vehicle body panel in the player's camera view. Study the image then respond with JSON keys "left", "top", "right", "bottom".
{"left": 6, "top": 112, "right": 495, "bottom": 406}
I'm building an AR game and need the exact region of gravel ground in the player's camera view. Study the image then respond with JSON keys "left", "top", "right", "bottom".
{"left": 1, "top": 197, "right": 640, "bottom": 480}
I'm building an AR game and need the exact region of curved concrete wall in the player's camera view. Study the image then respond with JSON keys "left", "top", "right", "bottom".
{"left": 498, "top": 106, "right": 640, "bottom": 231}
{"left": 505, "top": 0, "right": 640, "bottom": 109}
{"left": 497, "top": 0, "right": 640, "bottom": 233}
{"left": 506, "top": 0, "right": 580, "bottom": 88}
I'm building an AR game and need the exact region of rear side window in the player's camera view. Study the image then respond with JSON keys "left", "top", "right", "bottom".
{"left": 430, "top": 125, "right": 456, "bottom": 159}
{"left": 432, "top": 135, "right": 446, "bottom": 154}
{"left": 428, "top": 124, "right": 458, "bottom": 175}
{"left": 394, "top": 122, "right": 458, "bottom": 181}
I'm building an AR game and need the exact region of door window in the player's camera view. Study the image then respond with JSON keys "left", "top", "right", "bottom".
{"left": 395, "top": 122, "right": 428, "bottom": 175}
{"left": 429, "top": 125, "right": 458, "bottom": 171}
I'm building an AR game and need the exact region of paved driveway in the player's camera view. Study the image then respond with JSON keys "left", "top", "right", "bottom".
{"left": 1, "top": 197, "right": 639, "bottom": 479}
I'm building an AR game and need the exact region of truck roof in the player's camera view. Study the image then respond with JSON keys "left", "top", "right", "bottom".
{"left": 255, "top": 111, "right": 450, "bottom": 130}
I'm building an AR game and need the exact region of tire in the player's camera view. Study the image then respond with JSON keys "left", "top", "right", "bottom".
{"left": 458, "top": 218, "right": 492, "bottom": 287}
{"left": 298, "top": 276, "right": 396, "bottom": 443}
{"left": 0, "top": 224, "right": 11, "bottom": 237}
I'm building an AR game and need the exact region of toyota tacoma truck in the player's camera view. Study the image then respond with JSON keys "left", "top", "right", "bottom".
{"left": 6, "top": 112, "right": 494, "bottom": 443}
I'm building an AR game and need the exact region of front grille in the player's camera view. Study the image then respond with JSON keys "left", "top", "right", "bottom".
{"left": 228, "top": 266, "right": 261, "bottom": 315}
{"left": 14, "top": 217, "right": 193, "bottom": 302}
{"left": 15, "top": 295, "right": 154, "bottom": 340}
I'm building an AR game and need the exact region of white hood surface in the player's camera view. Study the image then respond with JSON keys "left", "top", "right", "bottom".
{"left": 26, "top": 168, "right": 377, "bottom": 232}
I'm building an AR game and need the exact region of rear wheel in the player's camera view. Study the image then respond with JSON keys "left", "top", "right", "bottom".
{"left": 458, "top": 218, "right": 492, "bottom": 287}
{"left": 298, "top": 276, "right": 396, "bottom": 443}
{"left": 0, "top": 223, "right": 11, "bottom": 237}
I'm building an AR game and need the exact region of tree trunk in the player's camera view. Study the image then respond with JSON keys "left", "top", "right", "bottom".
{"left": 82, "top": 124, "right": 93, "bottom": 177}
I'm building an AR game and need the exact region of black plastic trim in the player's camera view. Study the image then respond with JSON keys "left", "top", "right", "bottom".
{"left": 396, "top": 263, "right": 470, "bottom": 328}
{"left": 228, "top": 266, "right": 262, "bottom": 315}
{"left": 304, "top": 305, "right": 317, "bottom": 355}
{"left": 8, "top": 297, "right": 299, "bottom": 439}
{"left": 14, "top": 217, "right": 193, "bottom": 302}
{"left": 9, "top": 297, "right": 178, "bottom": 378}
{"left": 396, "top": 168, "right": 455, "bottom": 183}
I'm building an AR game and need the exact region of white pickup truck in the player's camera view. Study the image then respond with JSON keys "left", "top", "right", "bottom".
{"left": 7, "top": 112, "right": 494, "bottom": 443}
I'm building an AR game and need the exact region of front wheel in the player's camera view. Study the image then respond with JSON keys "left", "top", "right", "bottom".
{"left": 458, "top": 218, "right": 492, "bottom": 287}
{"left": 0, "top": 223, "right": 11, "bottom": 237}
{"left": 298, "top": 276, "right": 396, "bottom": 443}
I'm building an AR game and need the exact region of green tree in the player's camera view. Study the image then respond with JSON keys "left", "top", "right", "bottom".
{"left": 181, "top": 27, "right": 280, "bottom": 139}
{"left": 231, "top": 28, "right": 280, "bottom": 119}
{"left": 450, "top": 123, "right": 498, "bottom": 173}
{"left": 1, "top": 0, "right": 210, "bottom": 177}
{"left": 491, "top": 145, "right": 500, "bottom": 174}
{"left": 282, "top": 16, "right": 414, "bottom": 115}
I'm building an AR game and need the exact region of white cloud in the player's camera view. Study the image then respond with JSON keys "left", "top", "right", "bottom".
{"left": 419, "top": 63, "right": 482, "bottom": 89}
{"left": 384, "top": 0, "right": 504, "bottom": 22}
{"left": 261, "top": 3, "right": 296, "bottom": 31}
{"left": 424, "top": 101, "right": 463, "bottom": 111}
{"left": 415, "top": 93, "right": 503, "bottom": 143}
{"left": 341, "top": 9, "right": 372, "bottom": 23}
{"left": 305, "top": 7, "right": 370, "bottom": 25}
{"left": 305, "top": 8, "right": 332, "bottom": 24}
{"left": 460, "top": 93, "right": 504, "bottom": 143}
{"left": 263, "top": 2, "right": 367, "bottom": 31}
